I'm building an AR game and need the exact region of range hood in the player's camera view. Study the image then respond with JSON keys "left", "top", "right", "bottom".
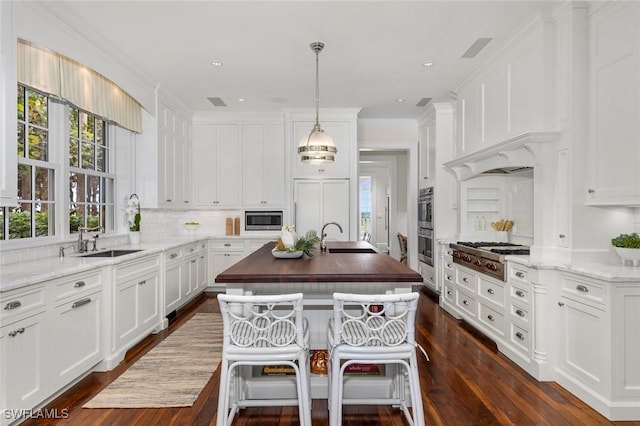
{"left": 443, "top": 132, "right": 560, "bottom": 181}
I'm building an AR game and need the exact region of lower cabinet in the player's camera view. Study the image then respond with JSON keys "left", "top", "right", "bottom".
{"left": 208, "top": 239, "right": 246, "bottom": 284}
{"left": 164, "top": 242, "right": 208, "bottom": 315}
{"left": 51, "top": 290, "right": 103, "bottom": 389}
{"left": 1, "top": 312, "right": 47, "bottom": 415}
{"left": 114, "top": 255, "right": 161, "bottom": 353}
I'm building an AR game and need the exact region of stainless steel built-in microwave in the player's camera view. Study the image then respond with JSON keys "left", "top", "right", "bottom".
{"left": 244, "top": 211, "right": 283, "bottom": 231}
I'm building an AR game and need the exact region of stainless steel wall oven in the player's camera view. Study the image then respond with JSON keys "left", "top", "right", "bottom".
{"left": 418, "top": 187, "right": 434, "bottom": 265}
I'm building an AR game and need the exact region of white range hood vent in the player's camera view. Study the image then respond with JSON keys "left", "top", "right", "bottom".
{"left": 444, "top": 132, "right": 560, "bottom": 181}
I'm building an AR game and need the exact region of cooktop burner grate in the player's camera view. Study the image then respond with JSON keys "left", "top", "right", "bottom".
{"left": 456, "top": 241, "right": 521, "bottom": 248}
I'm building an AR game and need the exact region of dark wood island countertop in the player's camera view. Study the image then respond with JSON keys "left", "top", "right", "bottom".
{"left": 215, "top": 241, "right": 423, "bottom": 284}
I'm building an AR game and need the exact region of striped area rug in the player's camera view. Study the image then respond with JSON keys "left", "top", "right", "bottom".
{"left": 84, "top": 313, "right": 223, "bottom": 408}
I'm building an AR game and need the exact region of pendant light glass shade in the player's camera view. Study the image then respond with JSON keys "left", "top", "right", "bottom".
{"left": 298, "top": 42, "right": 335, "bottom": 164}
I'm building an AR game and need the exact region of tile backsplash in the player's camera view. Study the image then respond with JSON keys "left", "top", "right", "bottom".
{"left": 0, "top": 209, "right": 247, "bottom": 266}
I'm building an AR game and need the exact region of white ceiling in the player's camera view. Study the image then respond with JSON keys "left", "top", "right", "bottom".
{"left": 52, "top": 1, "right": 554, "bottom": 119}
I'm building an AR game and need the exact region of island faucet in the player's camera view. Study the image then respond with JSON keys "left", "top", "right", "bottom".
{"left": 78, "top": 226, "right": 104, "bottom": 253}
{"left": 320, "top": 222, "right": 343, "bottom": 253}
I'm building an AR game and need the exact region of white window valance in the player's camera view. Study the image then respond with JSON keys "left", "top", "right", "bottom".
{"left": 17, "top": 39, "right": 142, "bottom": 133}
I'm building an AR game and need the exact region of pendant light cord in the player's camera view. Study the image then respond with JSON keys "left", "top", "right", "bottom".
{"left": 315, "top": 47, "right": 320, "bottom": 128}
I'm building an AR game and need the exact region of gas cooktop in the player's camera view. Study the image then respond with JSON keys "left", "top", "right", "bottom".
{"left": 450, "top": 242, "right": 530, "bottom": 281}
{"left": 455, "top": 241, "right": 530, "bottom": 256}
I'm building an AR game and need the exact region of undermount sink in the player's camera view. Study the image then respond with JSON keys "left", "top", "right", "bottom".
{"left": 328, "top": 248, "right": 377, "bottom": 254}
{"left": 80, "top": 249, "right": 143, "bottom": 258}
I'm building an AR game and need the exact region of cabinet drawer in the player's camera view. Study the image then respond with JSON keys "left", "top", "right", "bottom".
{"left": 52, "top": 270, "right": 102, "bottom": 303}
{"left": 456, "top": 290, "right": 477, "bottom": 317}
{"left": 478, "top": 277, "right": 505, "bottom": 308}
{"left": 443, "top": 284, "right": 455, "bottom": 304}
{"left": 508, "top": 264, "right": 530, "bottom": 284}
{"left": 1, "top": 285, "right": 46, "bottom": 324}
{"left": 456, "top": 269, "right": 476, "bottom": 292}
{"left": 510, "top": 323, "right": 530, "bottom": 355}
{"left": 478, "top": 303, "right": 505, "bottom": 336}
{"left": 117, "top": 255, "right": 161, "bottom": 280}
{"left": 510, "top": 303, "right": 530, "bottom": 325}
{"left": 183, "top": 243, "right": 200, "bottom": 256}
{"left": 560, "top": 274, "right": 606, "bottom": 307}
{"left": 209, "top": 239, "right": 245, "bottom": 250}
{"left": 510, "top": 284, "right": 530, "bottom": 307}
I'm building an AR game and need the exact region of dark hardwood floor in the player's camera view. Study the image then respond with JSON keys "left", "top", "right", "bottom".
{"left": 23, "top": 288, "right": 638, "bottom": 426}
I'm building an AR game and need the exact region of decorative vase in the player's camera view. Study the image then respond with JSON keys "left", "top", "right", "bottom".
{"left": 614, "top": 247, "right": 640, "bottom": 266}
{"left": 129, "top": 231, "right": 140, "bottom": 245}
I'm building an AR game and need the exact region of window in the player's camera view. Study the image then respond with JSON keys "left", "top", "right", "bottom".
{"left": 0, "top": 84, "right": 116, "bottom": 241}
{"left": 5, "top": 85, "right": 56, "bottom": 239}
{"left": 68, "top": 107, "right": 114, "bottom": 233}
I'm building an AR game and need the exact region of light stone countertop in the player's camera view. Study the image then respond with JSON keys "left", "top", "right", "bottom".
{"left": 0, "top": 234, "right": 278, "bottom": 294}
{"left": 507, "top": 255, "right": 640, "bottom": 282}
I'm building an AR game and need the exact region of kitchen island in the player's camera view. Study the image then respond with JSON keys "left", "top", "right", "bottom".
{"left": 215, "top": 240, "right": 423, "bottom": 400}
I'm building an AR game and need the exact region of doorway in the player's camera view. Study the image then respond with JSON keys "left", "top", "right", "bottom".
{"left": 359, "top": 173, "right": 390, "bottom": 253}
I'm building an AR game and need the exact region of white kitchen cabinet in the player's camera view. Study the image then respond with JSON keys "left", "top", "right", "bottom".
{"left": 51, "top": 290, "right": 102, "bottom": 388}
{"left": 291, "top": 121, "right": 352, "bottom": 178}
{"left": 114, "top": 255, "right": 161, "bottom": 353}
{"left": 293, "top": 179, "right": 350, "bottom": 239}
{"left": 158, "top": 102, "right": 192, "bottom": 208}
{"left": 0, "top": 2, "right": 18, "bottom": 207}
{"left": 193, "top": 124, "right": 241, "bottom": 207}
{"left": 242, "top": 124, "right": 286, "bottom": 207}
{"left": 195, "top": 245, "right": 208, "bottom": 292}
{"left": 585, "top": 2, "right": 640, "bottom": 206}
{"left": 1, "top": 313, "right": 47, "bottom": 415}
{"left": 208, "top": 239, "right": 246, "bottom": 284}
{"left": 164, "top": 248, "right": 182, "bottom": 314}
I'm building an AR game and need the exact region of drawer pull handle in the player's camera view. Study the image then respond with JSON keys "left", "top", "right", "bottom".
{"left": 138, "top": 280, "right": 147, "bottom": 285}
{"left": 224, "top": 243, "right": 231, "bottom": 247}
{"left": 462, "top": 278, "right": 468, "bottom": 283}
{"left": 462, "top": 300, "right": 469, "bottom": 305}
{"left": 515, "top": 332, "right": 525, "bottom": 340}
{"left": 191, "top": 259, "right": 196, "bottom": 264}
{"left": 515, "top": 272, "right": 525, "bottom": 278}
{"left": 447, "top": 290, "right": 452, "bottom": 295}
{"left": 8, "top": 328, "right": 25, "bottom": 337}
{"left": 487, "top": 314, "right": 494, "bottom": 322}
{"left": 576, "top": 284, "right": 589, "bottom": 293}
{"left": 558, "top": 301, "right": 565, "bottom": 307}
{"left": 72, "top": 298, "right": 92, "bottom": 309}
{"left": 446, "top": 275, "right": 452, "bottom": 281}
{"left": 170, "top": 253, "right": 178, "bottom": 259}
{"left": 516, "top": 309, "right": 525, "bottom": 317}
{"left": 166, "top": 199, "right": 172, "bottom": 202}
{"left": 74, "top": 281, "right": 86, "bottom": 288}
{"left": 4, "top": 301, "right": 22, "bottom": 310}
{"left": 200, "top": 256, "right": 205, "bottom": 259}
{"left": 446, "top": 263, "right": 452, "bottom": 268}
{"left": 487, "top": 288, "right": 495, "bottom": 295}
{"left": 515, "top": 290, "right": 525, "bottom": 298}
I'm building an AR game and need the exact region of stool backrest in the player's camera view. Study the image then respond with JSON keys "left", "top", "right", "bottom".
{"left": 217, "top": 293, "right": 305, "bottom": 348}
{"left": 331, "top": 292, "right": 418, "bottom": 347}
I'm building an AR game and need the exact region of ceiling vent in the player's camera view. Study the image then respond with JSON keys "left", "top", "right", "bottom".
{"left": 461, "top": 38, "right": 493, "bottom": 59}
{"left": 416, "top": 97, "right": 432, "bottom": 107}
{"left": 207, "top": 97, "right": 227, "bottom": 107}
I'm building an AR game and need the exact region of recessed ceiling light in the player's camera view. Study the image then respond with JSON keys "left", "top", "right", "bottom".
{"left": 237, "top": 98, "right": 245, "bottom": 102}
{"left": 396, "top": 98, "right": 406, "bottom": 103}
{"left": 210, "top": 61, "right": 222, "bottom": 67}
{"left": 423, "top": 61, "right": 434, "bottom": 67}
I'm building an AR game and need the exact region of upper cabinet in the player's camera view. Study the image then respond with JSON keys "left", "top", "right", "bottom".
{"left": 0, "top": 2, "right": 18, "bottom": 207}
{"left": 242, "top": 123, "right": 285, "bottom": 207}
{"left": 157, "top": 102, "right": 192, "bottom": 208}
{"left": 585, "top": 2, "right": 640, "bottom": 206}
{"left": 454, "top": 13, "right": 554, "bottom": 158}
{"left": 193, "top": 123, "right": 241, "bottom": 207}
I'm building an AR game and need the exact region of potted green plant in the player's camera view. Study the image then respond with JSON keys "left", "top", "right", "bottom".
{"left": 611, "top": 233, "right": 640, "bottom": 266}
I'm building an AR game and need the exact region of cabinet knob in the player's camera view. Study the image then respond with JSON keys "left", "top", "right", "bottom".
{"left": 462, "top": 278, "right": 468, "bottom": 283}
{"left": 446, "top": 290, "right": 452, "bottom": 295}
{"left": 515, "top": 272, "right": 525, "bottom": 278}
{"left": 487, "top": 288, "right": 495, "bottom": 294}
{"left": 516, "top": 309, "right": 525, "bottom": 317}
{"left": 515, "top": 332, "right": 525, "bottom": 340}
{"left": 587, "top": 189, "right": 595, "bottom": 194}
{"left": 558, "top": 301, "right": 565, "bottom": 307}
{"left": 462, "top": 300, "right": 469, "bottom": 305}
{"left": 515, "top": 290, "right": 525, "bottom": 298}
{"left": 558, "top": 234, "right": 566, "bottom": 238}
{"left": 487, "top": 314, "right": 494, "bottom": 322}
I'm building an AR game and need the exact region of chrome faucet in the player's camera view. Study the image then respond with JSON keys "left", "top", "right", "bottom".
{"left": 78, "top": 226, "right": 104, "bottom": 253}
{"left": 59, "top": 244, "right": 75, "bottom": 258}
{"left": 320, "top": 222, "right": 343, "bottom": 253}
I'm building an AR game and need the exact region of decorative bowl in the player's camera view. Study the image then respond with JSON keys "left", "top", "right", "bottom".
{"left": 184, "top": 222, "right": 200, "bottom": 235}
{"left": 272, "top": 249, "right": 303, "bottom": 259}
{"left": 614, "top": 247, "right": 640, "bottom": 266}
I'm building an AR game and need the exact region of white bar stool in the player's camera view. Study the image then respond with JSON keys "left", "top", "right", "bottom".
{"left": 216, "top": 293, "right": 311, "bottom": 426}
{"left": 327, "top": 292, "right": 428, "bottom": 426}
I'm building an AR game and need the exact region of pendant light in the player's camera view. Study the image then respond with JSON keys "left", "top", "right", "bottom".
{"left": 298, "top": 42, "right": 336, "bottom": 164}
